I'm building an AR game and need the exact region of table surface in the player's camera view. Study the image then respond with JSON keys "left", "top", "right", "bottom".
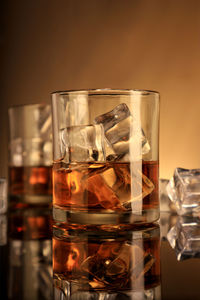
{"left": 1, "top": 211, "right": 200, "bottom": 300}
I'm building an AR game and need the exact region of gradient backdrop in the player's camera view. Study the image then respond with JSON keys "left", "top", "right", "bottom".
{"left": 1, "top": 0, "right": 200, "bottom": 179}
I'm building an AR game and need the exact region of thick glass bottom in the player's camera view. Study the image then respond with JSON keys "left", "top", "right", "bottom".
{"left": 53, "top": 206, "right": 160, "bottom": 226}
{"left": 53, "top": 278, "right": 161, "bottom": 299}
{"left": 9, "top": 194, "right": 52, "bottom": 208}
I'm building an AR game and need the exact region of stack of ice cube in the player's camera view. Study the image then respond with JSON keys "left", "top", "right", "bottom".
{"left": 61, "top": 103, "right": 150, "bottom": 163}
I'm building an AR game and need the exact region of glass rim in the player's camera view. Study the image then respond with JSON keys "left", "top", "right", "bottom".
{"left": 51, "top": 88, "right": 159, "bottom": 97}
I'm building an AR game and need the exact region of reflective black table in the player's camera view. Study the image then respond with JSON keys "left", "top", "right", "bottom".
{"left": 1, "top": 210, "right": 200, "bottom": 300}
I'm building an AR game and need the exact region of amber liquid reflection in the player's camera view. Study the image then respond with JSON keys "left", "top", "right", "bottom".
{"left": 53, "top": 225, "right": 160, "bottom": 293}
{"left": 8, "top": 208, "right": 53, "bottom": 300}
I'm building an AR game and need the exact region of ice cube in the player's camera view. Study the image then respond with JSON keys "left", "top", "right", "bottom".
{"left": 167, "top": 216, "right": 200, "bottom": 260}
{"left": 61, "top": 124, "right": 106, "bottom": 163}
{"left": 105, "top": 116, "right": 149, "bottom": 157}
{"left": 122, "top": 170, "right": 155, "bottom": 210}
{"left": 80, "top": 242, "right": 130, "bottom": 289}
{"left": 94, "top": 103, "right": 130, "bottom": 132}
{"left": 105, "top": 243, "right": 133, "bottom": 277}
{"left": 86, "top": 174, "right": 125, "bottom": 211}
{"left": 94, "top": 103, "right": 150, "bottom": 161}
{"left": 139, "top": 253, "right": 155, "bottom": 276}
{"left": 87, "top": 163, "right": 154, "bottom": 211}
{"left": 80, "top": 254, "right": 109, "bottom": 287}
{"left": 167, "top": 168, "right": 200, "bottom": 216}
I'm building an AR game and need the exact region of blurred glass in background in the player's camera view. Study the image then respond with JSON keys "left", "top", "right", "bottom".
{"left": 7, "top": 206, "right": 53, "bottom": 300}
{"left": 8, "top": 104, "right": 52, "bottom": 208}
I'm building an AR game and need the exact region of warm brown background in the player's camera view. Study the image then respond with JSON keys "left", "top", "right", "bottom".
{"left": 1, "top": 0, "right": 200, "bottom": 179}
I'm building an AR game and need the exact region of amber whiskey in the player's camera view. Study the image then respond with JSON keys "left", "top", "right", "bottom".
{"left": 53, "top": 225, "right": 160, "bottom": 292}
{"left": 53, "top": 161, "right": 158, "bottom": 212}
{"left": 9, "top": 166, "right": 52, "bottom": 207}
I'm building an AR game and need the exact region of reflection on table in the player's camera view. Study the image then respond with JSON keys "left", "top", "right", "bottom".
{"left": 167, "top": 215, "right": 200, "bottom": 261}
{"left": 53, "top": 223, "right": 161, "bottom": 300}
{"left": 7, "top": 206, "right": 53, "bottom": 300}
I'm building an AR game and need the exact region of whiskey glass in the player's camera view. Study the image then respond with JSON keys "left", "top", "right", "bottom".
{"left": 8, "top": 104, "right": 52, "bottom": 207}
{"left": 52, "top": 89, "right": 160, "bottom": 226}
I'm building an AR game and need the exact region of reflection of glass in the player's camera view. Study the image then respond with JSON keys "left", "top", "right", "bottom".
{"left": 53, "top": 224, "right": 161, "bottom": 299}
{"left": 8, "top": 104, "right": 52, "bottom": 208}
{"left": 159, "top": 212, "right": 177, "bottom": 241}
{"left": 8, "top": 207, "right": 53, "bottom": 300}
{"left": 0, "top": 178, "right": 8, "bottom": 300}
{"left": 52, "top": 89, "right": 160, "bottom": 225}
{"left": 167, "top": 216, "right": 200, "bottom": 261}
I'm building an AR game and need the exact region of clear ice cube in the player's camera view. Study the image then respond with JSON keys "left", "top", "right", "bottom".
{"left": 94, "top": 103, "right": 150, "bottom": 161}
{"left": 61, "top": 124, "right": 106, "bottom": 163}
{"left": 94, "top": 103, "right": 130, "bottom": 132}
{"left": 121, "top": 169, "right": 155, "bottom": 210}
{"left": 167, "top": 168, "right": 200, "bottom": 216}
{"left": 167, "top": 216, "right": 200, "bottom": 260}
{"left": 80, "top": 242, "right": 130, "bottom": 289}
{"left": 86, "top": 163, "right": 154, "bottom": 211}
{"left": 105, "top": 243, "right": 131, "bottom": 277}
{"left": 87, "top": 174, "right": 125, "bottom": 210}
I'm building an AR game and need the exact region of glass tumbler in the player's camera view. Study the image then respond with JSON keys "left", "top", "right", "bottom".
{"left": 8, "top": 104, "right": 52, "bottom": 207}
{"left": 52, "top": 89, "right": 160, "bottom": 225}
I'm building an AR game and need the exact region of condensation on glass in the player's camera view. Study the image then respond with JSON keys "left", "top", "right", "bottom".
{"left": 8, "top": 104, "right": 52, "bottom": 207}
{"left": 52, "top": 89, "right": 160, "bottom": 225}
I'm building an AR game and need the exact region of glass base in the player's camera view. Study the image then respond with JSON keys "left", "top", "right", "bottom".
{"left": 9, "top": 194, "right": 52, "bottom": 208}
{"left": 53, "top": 278, "right": 161, "bottom": 299}
{"left": 53, "top": 207, "right": 159, "bottom": 226}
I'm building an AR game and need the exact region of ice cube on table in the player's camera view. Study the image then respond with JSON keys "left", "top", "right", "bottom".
{"left": 60, "top": 124, "right": 106, "bottom": 163}
{"left": 94, "top": 103, "right": 150, "bottom": 161}
{"left": 167, "top": 168, "right": 200, "bottom": 216}
{"left": 167, "top": 216, "right": 200, "bottom": 260}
